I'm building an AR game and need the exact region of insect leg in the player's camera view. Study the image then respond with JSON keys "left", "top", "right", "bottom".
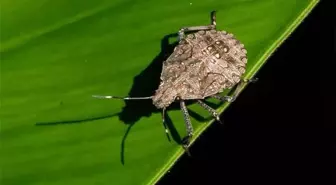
{"left": 178, "top": 26, "right": 215, "bottom": 41}
{"left": 197, "top": 100, "right": 223, "bottom": 124}
{"left": 211, "top": 77, "right": 259, "bottom": 103}
{"left": 180, "top": 100, "right": 193, "bottom": 155}
{"left": 244, "top": 77, "right": 259, "bottom": 83}
{"left": 178, "top": 11, "right": 217, "bottom": 41}
{"left": 92, "top": 95, "right": 152, "bottom": 100}
{"left": 161, "top": 108, "right": 169, "bottom": 134}
{"left": 160, "top": 107, "right": 172, "bottom": 142}
{"left": 211, "top": 94, "right": 235, "bottom": 103}
{"left": 210, "top": 10, "right": 217, "bottom": 27}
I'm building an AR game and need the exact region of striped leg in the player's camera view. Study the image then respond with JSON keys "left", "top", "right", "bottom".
{"left": 180, "top": 100, "right": 193, "bottom": 155}
{"left": 178, "top": 11, "right": 217, "bottom": 41}
{"left": 197, "top": 100, "right": 223, "bottom": 124}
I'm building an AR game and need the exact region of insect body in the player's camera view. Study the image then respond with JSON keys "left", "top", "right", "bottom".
{"left": 152, "top": 28, "right": 247, "bottom": 109}
{"left": 93, "top": 11, "right": 255, "bottom": 153}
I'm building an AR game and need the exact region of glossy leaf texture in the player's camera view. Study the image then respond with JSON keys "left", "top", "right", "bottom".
{"left": 1, "top": 0, "right": 319, "bottom": 185}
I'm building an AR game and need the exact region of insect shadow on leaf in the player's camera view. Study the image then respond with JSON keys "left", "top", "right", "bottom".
{"left": 35, "top": 113, "right": 118, "bottom": 126}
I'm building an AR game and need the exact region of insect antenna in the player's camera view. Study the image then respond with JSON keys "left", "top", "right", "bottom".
{"left": 92, "top": 95, "right": 152, "bottom": 100}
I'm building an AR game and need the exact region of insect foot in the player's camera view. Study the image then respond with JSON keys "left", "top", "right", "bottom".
{"left": 182, "top": 136, "right": 192, "bottom": 156}
{"left": 92, "top": 10, "right": 253, "bottom": 155}
{"left": 244, "top": 77, "right": 259, "bottom": 83}
{"left": 197, "top": 100, "right": 223, "bottom": 124}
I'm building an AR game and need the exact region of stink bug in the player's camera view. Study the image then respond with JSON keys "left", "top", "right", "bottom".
{"left": 93, "top": 11, "right": 256, "bottom": 153}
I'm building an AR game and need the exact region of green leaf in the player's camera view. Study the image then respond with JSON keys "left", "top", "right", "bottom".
{"left": 1, "top": 0, "right": 319, "bottom": 185}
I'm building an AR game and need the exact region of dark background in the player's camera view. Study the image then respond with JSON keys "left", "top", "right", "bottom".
{"left": 158, "top": 1, "right": 334, "bottom": 185}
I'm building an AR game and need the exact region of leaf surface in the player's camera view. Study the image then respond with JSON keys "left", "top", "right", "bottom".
{"left": 1, "top": 0, "right": 319, "bottom": 184}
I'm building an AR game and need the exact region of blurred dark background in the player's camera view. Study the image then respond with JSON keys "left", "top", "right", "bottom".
{"left": 158, "top": 1, "right": 335, "bottom": 185}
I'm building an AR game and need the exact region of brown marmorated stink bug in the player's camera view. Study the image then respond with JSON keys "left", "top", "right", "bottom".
{"left": 93, "top": 11, "right": 257, "bottom": 153}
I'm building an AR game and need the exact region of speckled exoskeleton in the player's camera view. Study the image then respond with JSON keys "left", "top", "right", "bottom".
{"left": 93, "top": 11, "right": 256, "bottom": 153}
